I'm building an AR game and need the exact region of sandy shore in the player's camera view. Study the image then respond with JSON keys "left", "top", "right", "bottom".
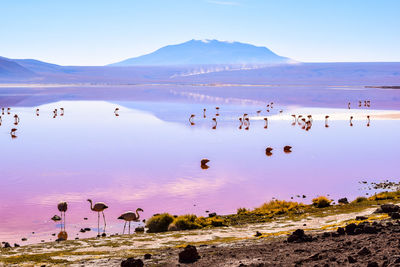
{"left": 0, "top": 202, "right": 392, "bottom": 266}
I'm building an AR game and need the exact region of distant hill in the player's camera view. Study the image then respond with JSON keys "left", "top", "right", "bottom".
{"left": 109, "top": 39, "right": 292, "bottom": 66}
{"left": 12, "top": 58, "right": 63, "bottom": 73}
{"left": 0, "top": 56, "right": 36, "bottom": 78}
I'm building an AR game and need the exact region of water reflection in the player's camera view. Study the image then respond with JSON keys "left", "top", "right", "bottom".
{"left": 0, "top": 100, "right": 399, "bottom": 244}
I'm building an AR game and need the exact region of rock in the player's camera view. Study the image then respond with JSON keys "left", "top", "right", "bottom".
{"left": 373, "top": 207, "right": 384, "bottom": 213}
{"left": 84, "top": 228, "right": 91, "bottom": 231}
{"left": 135, "top": 227, "right": 145, "bottom": 233}
{"left": 178, "top": 245, "right": 200, "bottom": 263}
{"left": 80, "top": 229, "right": 86, "bottom": 233}
{"left": 84, "top": 217, "right": 88, "bottom": 220}
{"left": 14, "top": 243, "right": 20, "bottom": 247}
{"left": 322, "top": 232, "right": 330, "bottom": 238}
{"left": 363, "top": 225, "right": 378, "bottom": 234}
{"left": 357, "top": 247, "right": 371, "bottom": 256}
{"left": 337, "top": 227, "right": 345, "bottom": 235}
{"left": 348, "top": 255, "right": 357, "bottom": 263}
{"left": 4, "top": 242, "right": 11, "bottom": 248}
{"left": 367, "top": 261, "right": 379, "bottom": 267}
{"left": 287, "top": 229, "right": 313, "bottom": 243}
{"left": 354, "top": 228, "right": 363, "bottom": 235}
{"left": 55, "top": 238, "right": 65, "bottom": 242}
{"left": 345, "top": 223, "right": 357, "bottom": 235}
{"left": 255, "top": 231, "right": 262, "bottom": 237}
{"left": 380, "top": 204, "right": 399, "bottom": 213}
{"left": 101, "top": 233, "right": 106, "bottom": 237}
{"left": 144, "top": 253, "right": 151, "bottom": 260}
{"left": 21, "top": 238, "right": 27, "bottom": 241}
{"left": 390, "top": 212, "right": 400, "bottom": 219}
{"left": 338, "top": 197, "right": 349, "bottom": 204}
{"left": 355, "top": 216, "right": 367, "bottom": 220}
{"left": 208, "top": 212, "right": 217, "bottom": 218}
{"left": 121, "top": 257, "right": 144, "bottom": 267}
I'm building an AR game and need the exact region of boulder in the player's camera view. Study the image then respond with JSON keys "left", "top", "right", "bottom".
{"left": 208, "top": 212, "right": 217, "bottom": 218}
{"left": 348, "top": 255, "right": 357, "bottom": 263}
{"left": 345, "top": 223, "right": 357, "bottom": 235}
{"left": 121, "top": 258, "right": 144, "bottom": 267}
{"left": 178, "top": 245, "right": 200, "bottom": 263}
{"left": 367, "top": 261, "right": 379, "bottom": 267}
{"left": 380, "top": 204, "right": 399, "bottom": 213}
{"left": 355, "top": 216, "right": 367, "bottom": 220}
{"left": 4, "top": 242, "right": 11, "bottom": 248}
{"left": 338, "top": 198, "right": 349, "bottom": 204}
{"left": 390, "top": 212, "right": 400, "bottom": 219}
{"left": 357, "top": 247, "right": 371, "bottom": 256}
{"left": 337, "top": 227, "right": 345, "bottom": 235}
{"left": 144, "top": 253, "right": 151, "bottom": 260}
{"left": 135, "top": 227, "right": 145, "bottom": 233}
{"left": 287, "top": 229, "right": 313, "bottom": 243}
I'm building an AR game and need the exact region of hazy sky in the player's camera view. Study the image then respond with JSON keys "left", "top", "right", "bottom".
{"left": 1, "top": 0, "right": 399, "bottom": 65}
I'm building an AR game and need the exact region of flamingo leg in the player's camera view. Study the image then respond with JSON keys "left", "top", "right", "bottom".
{"left": 97, "top": 212, "right": 100, "bottom": 235}
{"left": 123, "top": 221, "right": 126, "bottom": 235}
{"left": 129, "top": 221, "right": 131, "bottom": 235}
{"left": 102, "top": 211, "right": 106, "bottom": 233}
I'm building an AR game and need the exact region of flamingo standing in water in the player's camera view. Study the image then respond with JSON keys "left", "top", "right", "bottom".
{"left": 36, "top": 108, "right": 40, "bottom": 116}
{"left": 189, "top": 114, "right": 195, "bottom": 125}
{"left": 350, "top": 116, "right": 353, "bottom": 127}
{"left": 244, "top": 117, "right": 250, "bottom": 130}
{"left": 348, "top": 102, "right": 351, "bottom": 109}
{"left": 325, "top": 115, "right": 330, "bottom": 128}
{"left": 358, "top": 101, "right": 362, "bottom": 107}
{"left": 7, "top": 108, "right": 10, "bottom": 115}
{"left": 203, "top": 108, "right": 206, "bottom": 118}
{"left": 118, "top": 208, "right": 144, "bottom": 234}
{"left": 215, "top": 107, "right": 220, "bottom": 116}
{"left": 10, "top": 128, "right": 17, "bottom": 138}
{"left": 114, "top": 108, "right": 119, "bottom": 116}
{"left": 57, "top": 202, "right": 68, "bottom": 231}
{"left": 212, "top": 118, "right": 217, "bottom": 129}
{"left": 367, "top": 115, "right": 370, "bottom": 127}
{"left": 0, "top": 115, "right": 2, "bottom": 126}
{"left": 264, "top": 117, "right": 268, "bottom": 129}
{"left": 60, "top": 108, "right": 64, "bottom": 116}
{"left": 201, "top": 158, "right": 210, "bottom": 169}
{"left": 1, "top": 108, "right": 4, "bottom": 115}
{"left": 265, "top": 147, "right": 273, "bottom": 156}
{"left": 291, "top": 115, "right": 297, "bottom": 125}
{"left": 87, "top": 199, "right": 108, "bottom": 236}
{"left": 13, "top": 114, "right": 20, "bottom": 125}
{"left": 238, "top": 117, "right": 243, "bottom": 129}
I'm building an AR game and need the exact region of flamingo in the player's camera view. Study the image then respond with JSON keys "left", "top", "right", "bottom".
{"left": 265, "top": 147, "right": 273, "bottom": 156}
{"left": 7, "top": 107, "right": 10, "bottom": 115}
{"left": 57, "top": 202, "right": 68, "bottom": 231}
{"left": 203, "top": 108, "right": 206, "bottom": 118}
{"left": 350, "top": 116, "right": 353, "bottom": 127}
{"left": 201, "top": 158, "right": 210, "bottom": 169}
{"left": 114, "top": 108, "right": 119, "bottom": 116}
{"left": 1, "top": 107, "right": 4, "bottom": 115}
{"left": 291, "top": 114, "right": 297, "bottom": 123}
{"left": 244, "top": 117, "right": 250, "bottom": 130}
{"left": 358, "top": 101, "right": 362, "bottom": 107}
{"left": 348, "top": 102, "right": 351, "bottom": 109}
{"left": 87, "top": 199, "right": 108, "bottom": 236}
{"left": 36, "top": 108, "right": 39, "bottom": 116}
{"left": 212, "top": 118, "right": 217, "bottom": 130}
{"left": 238, "top": 117, "right": 243, "bottom": 129}
{"left": 0, "top": 115, "right": 2, "bottom": 125}
{"left": 118, "top": 208, "right": 144, "bottom": 234}
{"left": 367, "top": 115, "right": 370, "bottom": 127}
{"left": 284, "top": 146, "right": 292, "bottom": 153}
{"left": 264, "top": 117, "right": 268, "bottom": 129}
{"left": 189, "top": 114, "right": 195, "bottom": 125}
{"left": 256, "top": 110, "right": 262, "bottom": 115}
{"left": 10, "top": 128, "right": 17, "bottom": 138}
{"left": 60, "top": 108, "right": 64, "bottom": 116}
{"left": 13, "top": 114, "right": 20, "bottom": 125}
{"left": 325, "top": 115, "right": 330, "bottom": 128}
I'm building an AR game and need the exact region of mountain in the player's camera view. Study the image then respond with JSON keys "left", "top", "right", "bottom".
{"left": 12, "top": 58, "right": 63, "bottom": 74}
{"left": 0, "top": 56, "right": 36, "bottom": 78}
{"left": 109, "top": 39, "right": 292, "bottom": 66}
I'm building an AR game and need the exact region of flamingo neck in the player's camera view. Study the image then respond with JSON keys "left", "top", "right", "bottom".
{"left": 136, "top": 209, "right": 141, "bottom": 220}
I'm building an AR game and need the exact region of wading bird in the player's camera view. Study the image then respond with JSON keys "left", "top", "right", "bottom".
{"left": 203, "top": 108, "right": 206, "bottom": 118}
{"left": 57, "top": 201, "right": 68, "bottom": 231}
{"left": 348, "top": 102, "right": 351, "bottom": 109}
{"left": 7, "top": 108, "right": 11, "bottom": 114}
{"left": 238, "top": 117, "right": 243, "bottom": 130}
{"left": 212, "top": 118, "right": 217, "bottom": 130}
{"left": 367, "top": 115, "right": 370, "bottom": 127}
{"left": 87, "top": 199, "right": 108, "bottom": 236}
{"left": 325, "top": 115, "right": 330, "bottom": 128}
{"left": 244, "top": 117, "right": 250, "bottom": 130}
{"left": 201, "top": 158, "right": 210, "bottom": 169}
{"left": 60, "top": 108, "right": 64, "bottom": 116}
{"left": 118, "top": 208, "right": 144, "bottom": 234}
{"left": 114, "top": 108, "right": 119, "bottom": 116}
{"left": 10, "top": 128, "right": 17, "bottom": 138}
{"left": 350, "top": 116, "right": 353, "bottom": 127}
{"left": 13, "top": 114, "right": 20, "bottom": 125}
{"left": 284, "top": 146, "right": 292, "bottom": 153}
{"left": 264, "top": 117, "right": 268, "bottom": 129}
{"left": 36, "top": 108, "right": 39, "bottom": 116}
{"left": 189, "top": 114, "right": 195, "bottom": 125}
{"left": 265, "top": 147, "right": 273, "bottom": 156}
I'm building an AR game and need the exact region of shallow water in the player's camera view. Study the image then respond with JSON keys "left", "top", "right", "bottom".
{"left": 0, "top": 95, "right": 399, "bottom": 244}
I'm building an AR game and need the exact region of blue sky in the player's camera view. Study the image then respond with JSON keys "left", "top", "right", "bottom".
{"left": 1, "top": 0, "right": 399, "bottom": 65}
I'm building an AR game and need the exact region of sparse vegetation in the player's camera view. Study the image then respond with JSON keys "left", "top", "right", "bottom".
{"left": 254, "top": 200, "right": 306, "bottom": 215}
{"left": 146, "top": 213, "right": 174, "bottom": 233}
{"left": 368, "top": 191, "right": 400, "bottom": 201}
{"left": 312, "top": 196, "right": 332, "bottom": 208}
{"left": 352, "top": 196, "right": 368, "bottom": 203}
